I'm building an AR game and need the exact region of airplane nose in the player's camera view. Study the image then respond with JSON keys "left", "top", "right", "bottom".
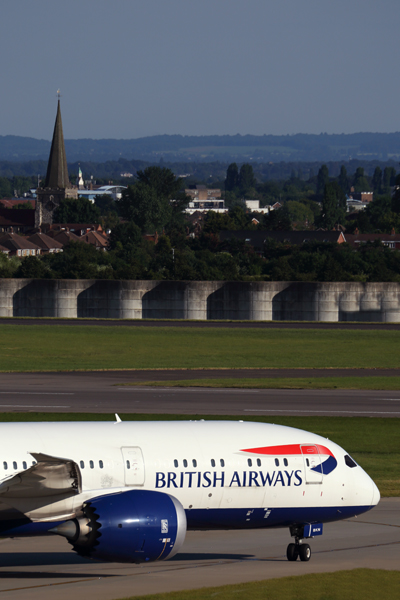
{"left": 371, "top": 479, "right": 380, "bottom": 506}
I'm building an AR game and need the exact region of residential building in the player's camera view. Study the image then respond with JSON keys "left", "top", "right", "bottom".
{"left": 45, "top": 230, "right": 81, "bottom": 246}
{"left": 27, "top": 232, "right": 63, "bottom": 254}
{"left": 81, "top": 230, "right": 109, "bottom": 250}
{"left": 345, "top": 232, "right": 400, "bottom": 250}
{"left": 244, "top": 200, "right": 270, "bottom": 214}
{"left": 0, "top": 233, "right": 41, "bottom": 256}
{"left": 77, "top": 185, "right": 127, "bottom": 203}
{"left": 348, "top": 191, "right": 373, "bottom": 203}
{"left": 42, "top": 223, "right": 106, "bottom": 237}
{"left": 185, "top": 185, "right": 222, "bottom": 201}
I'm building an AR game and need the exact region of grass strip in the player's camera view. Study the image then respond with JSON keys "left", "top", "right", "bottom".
{"left": 117, "top": 376, "right": 400, "bottom": 390}
{"left": 1, "top": 324, "right": 400, "bottom": 371}
{"left": 0, "top": 413, "right": 397, "bottom": 496}
{"left": 119, "top": 569, "right": 400, "bottom": 600}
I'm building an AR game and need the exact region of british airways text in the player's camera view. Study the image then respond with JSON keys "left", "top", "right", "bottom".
{"left": 155, "top": 470, "right": 303, "bottom": 489}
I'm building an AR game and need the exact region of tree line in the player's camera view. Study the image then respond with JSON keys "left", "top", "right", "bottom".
{"left": 1, "top": 163, "right": 400, "bottom": 283}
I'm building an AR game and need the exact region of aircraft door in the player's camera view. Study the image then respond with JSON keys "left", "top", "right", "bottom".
{"left": 301, "top": 445, "right": 323, "bottom": 484}
{"left": 121, "top": 447, "right": 145, "bottom": 486}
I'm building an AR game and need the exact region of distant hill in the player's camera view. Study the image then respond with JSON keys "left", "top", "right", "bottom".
{"left": 2, "top": 132, "right": 400, "bottom": 163}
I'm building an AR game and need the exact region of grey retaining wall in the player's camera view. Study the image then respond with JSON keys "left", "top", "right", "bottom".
{"left": 1, "top": 280, "right": 400, "bottom": 322}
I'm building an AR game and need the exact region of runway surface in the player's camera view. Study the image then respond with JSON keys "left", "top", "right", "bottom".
{"left": 0, "top": 371, "right": 399, "bottom": 417}
{"left": 0, "top": 498, "right": 398, "bottom": 600}
{"left": 2, "top": 317, "right": 400, "bottom": 330}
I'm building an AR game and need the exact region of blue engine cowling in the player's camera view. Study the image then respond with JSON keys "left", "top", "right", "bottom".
{"left": 68, "top": 489, "right": 187, "bottom": 563}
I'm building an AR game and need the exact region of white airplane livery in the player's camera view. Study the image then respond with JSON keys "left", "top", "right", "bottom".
{"left": 0, "top": 419, "right": 380, "bottom": 563}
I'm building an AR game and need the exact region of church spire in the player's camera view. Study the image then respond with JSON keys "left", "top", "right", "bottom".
{"left": 35, "top": 93, "right": 77, "bottom": 227}
{"left": 44, "top": 95, "right": 70, "bottom": 189}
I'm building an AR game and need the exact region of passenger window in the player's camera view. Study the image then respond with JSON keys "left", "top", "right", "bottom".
{"left": 211, "top": 459, "right": 215, "bottom": 467}
{"left": 248, "top": 459, "right": 252, "bottom": 467}
{"left": 126, "top": 460, "right": 130, "bottom": 469}
{"left": 220, "top": 459, "right": 225, "bottom": 467}
{"left": 257, "top": 458, "right": 261, "bottom": 467}
{"left": 174, "top": 460, "right": 178, "bottom": 468}
{"left": 344, "top": 455, "right": 357, "bottom": 468}
{"left": 90, "top": 460, "right": 94, "bottom": 469}
{"left": 192, "top": 459, "right": 197, "bottom": 467}
{"left": 23, "top": 461, "right": 27, "bottom": 469}
{"left": 275, "top": 458, "right": 279, "bottom": 466}
{"left": 183, "top": 459, "right": 188, "bottom": 468}
{"left": 306, "top": 458, "right": 310, "bottom": 467}
{"left": 283, "top": 458, "right": 288, "bottom": 467}
{"left": 3, "top": 462, "right": 7, "bottom": 470}
{"left": 99, "top": 460, "right": 104, "bottom": 469}
{"left": 13, "top": 461, "right": 17, "bottom": 470}
{"left": 80, "top": 461, "right": 85, "bottom": 469}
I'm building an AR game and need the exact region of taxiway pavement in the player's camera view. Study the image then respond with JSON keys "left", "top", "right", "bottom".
{"left": 0, "top": 371, "right": 399, "bottom": 417}
{"left": 0, "top": 498, "right": 398, "bottom": 600}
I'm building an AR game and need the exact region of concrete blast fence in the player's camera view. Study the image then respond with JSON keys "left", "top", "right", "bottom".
{"left": 0, "top": 279, "right": 400, "bottom": 322}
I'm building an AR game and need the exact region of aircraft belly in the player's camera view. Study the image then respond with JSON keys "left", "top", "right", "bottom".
{"left": 185, "top": 503, "right": 374, "bottom": 530}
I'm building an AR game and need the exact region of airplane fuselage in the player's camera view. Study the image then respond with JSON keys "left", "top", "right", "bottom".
{"left": 0, "top": 420, "right": 379, "bottom": 532}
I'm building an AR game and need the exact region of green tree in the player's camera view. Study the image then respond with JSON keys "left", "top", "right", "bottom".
{"left": 44, "top": 241, "right": 113, "bottom": 279}
{"left": 0, "top": 177, "right": 13, "bottom": 198}
{"left": 94, "top": 194, "right": 118, "bottom": 214}
{"left": 14, "top": 201, "right": 34, "bottom": 209}
{"left": 203, "top": 211, "right": 235, "bottom": 234}
{"left": 286, "top": 201, "right": 314, "bottom": 227}
{"left": 353, "top": 167, "right": 370, "bottom": 192}
{"left": 108, "top": 221, "right": 143, "bottom": 252}
{"left": 54, "top": 198, "right": 101, "bottom": 223}
{"left": 316, "top": 165, "right": 329, "bottom": 197}
{"left": 108, "top": 221, "right": 152, "bottom": 275}
{"left": 338, "top": 165, "right": 349, "bottom": 194}
{"left": 262, "top": 206, "right": 292, "bottom": 230}
{"left": 0, "top": 253, "right": 19, "bottom": 278}
{"left": 15, "top": 255, "right": 51, "bottom": 278}
{"left": 239, "top": 164, "right": 256, "bottom": 195}
{"left": 136, "top": 166, "right": 182, "bottom": 200}
{"left": 228, "top": 205, "right": 249, "bottom": 229}
{"left": 117, "top": 182, "right": 172, "bottom": 233}
{"left": 225, "top": 163, "right": 239, "bottom": 192}
{"left": 391, "top": 187, "right": 400, "bottom": 214}
{"left": 372, "top": 167, "right": 382, "bottom": 193}
{"left": 319, "top": 182, "right": 346, "bottom": 229}
{"left": 382, "top": 167, "right": 396, "bottom": 193}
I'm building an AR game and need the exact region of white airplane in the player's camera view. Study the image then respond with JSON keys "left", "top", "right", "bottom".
{"left": 0, "top": 419, "right": 379, "bottom": 563}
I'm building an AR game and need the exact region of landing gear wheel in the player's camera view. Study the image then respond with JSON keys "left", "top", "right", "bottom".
{"left": 299, "top": 543, "right": 311, "bottom": 562}
{"left": 286, "top": 543, "right": 299, "bottom": 561}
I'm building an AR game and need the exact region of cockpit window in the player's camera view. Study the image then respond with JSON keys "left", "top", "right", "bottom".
{"left": 344, "top": 454, "right": 357, "bottom": 468}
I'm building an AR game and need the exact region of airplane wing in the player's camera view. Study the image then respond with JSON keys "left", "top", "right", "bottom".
{"left": 0, "top": 453, "right": 82, "bottom": 499}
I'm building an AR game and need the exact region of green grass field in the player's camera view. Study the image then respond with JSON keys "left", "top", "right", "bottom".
{"left": 1, "top": 324, "right": 400, "bottom": 371}
{"left": 0, "top": 413, "right": 397, "bottom": 496}
{"left": 119, "top": 376, "right": 400, "bottom": 390}
{"left": 119, "top": 569, "right": 400, "bottom": 600}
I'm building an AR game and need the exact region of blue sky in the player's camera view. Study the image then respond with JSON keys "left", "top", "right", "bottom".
{"left": 1, "top": 0, "right": 399, "bottom": 139}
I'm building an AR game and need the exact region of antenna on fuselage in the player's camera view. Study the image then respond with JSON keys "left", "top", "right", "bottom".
{"left": 114, "top": 413, "right": 122, "bottom": 424}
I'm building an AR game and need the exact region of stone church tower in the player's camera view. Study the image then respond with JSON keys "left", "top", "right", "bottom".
{"left": 35, "top": 97, "right": 77, "bottom": 227}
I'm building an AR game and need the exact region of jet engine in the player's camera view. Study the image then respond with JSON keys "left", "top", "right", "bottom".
{"left": 53, "top": 489, "right": 187, "bottom": 563}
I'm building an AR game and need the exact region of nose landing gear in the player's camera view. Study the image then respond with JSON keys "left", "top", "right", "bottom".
{"left": 287, "top": 523, "right": 321, "bottom": 562}
{"left": 287, "top": 541, "right": 311, "bottom": 561}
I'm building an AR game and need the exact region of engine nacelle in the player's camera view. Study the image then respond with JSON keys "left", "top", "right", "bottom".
{"left": 64, "top": 489, "right": 187, "bottom": 563}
